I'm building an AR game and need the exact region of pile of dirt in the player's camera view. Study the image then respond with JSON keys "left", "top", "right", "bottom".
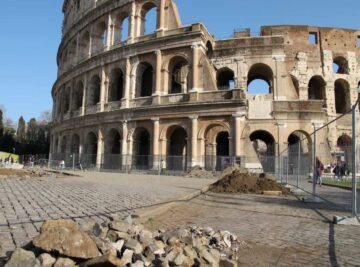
{"left": 183, "top": 166, "right": 214, "bottom": 179}
{"left": 210, "top": 169, "right": 289, "bottom": 195}
{"left": 0, "top": 168, "right": 69, "bottom": 179}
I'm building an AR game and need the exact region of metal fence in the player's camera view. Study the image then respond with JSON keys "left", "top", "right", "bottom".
{"left": 278, "top": 99, "right": 359, "bottom": 219}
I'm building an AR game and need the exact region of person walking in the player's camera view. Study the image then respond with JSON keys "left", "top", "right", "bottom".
{"left": 316, "top": 157, "right": 324, "bottom": 187}
{"left": 160, "top": 159, "right": 166, "bottom": 175}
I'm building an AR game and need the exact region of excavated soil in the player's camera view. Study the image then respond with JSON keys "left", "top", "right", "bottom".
{"left": 184, "top": 166, "right": 215, "bottom": 179}
{"left": 0, "top": 168, "right": 69, "bottom": 178}
{"left": 210, "top": 169, "right": 289, "bottom": 195}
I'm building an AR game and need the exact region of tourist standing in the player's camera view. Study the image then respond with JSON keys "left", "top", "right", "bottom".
{"left": 316, "top": 157, "right": 324, "bottom": 187}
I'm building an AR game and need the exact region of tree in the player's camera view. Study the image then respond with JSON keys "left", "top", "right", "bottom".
{"left": 17, "top": 116, "right": 26, "bottom": 141}
{"left": 0, "top": 109, "right": 3, "bottom": 138}
{"left": 26, "top": 118, "right": 38, "bottom": 143}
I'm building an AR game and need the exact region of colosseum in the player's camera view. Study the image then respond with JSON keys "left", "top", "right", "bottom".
{"left": 50, "top": 0, "right": 360, "bottom": 174}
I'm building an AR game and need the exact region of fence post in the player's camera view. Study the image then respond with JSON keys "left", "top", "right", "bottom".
{"left": 351, "top": 105, "right": 357, "bottom": 217}
{"left": 297, "top": 142, "right": 300, "bottom": 189}
{"left": 279, "top": 153, "right": 283, "bottom": 184}
{"left": 72, "top": 153, "right": 75, "bottom": 172}
{"left": 313, "top": 126, "right": 317, "bottom": 197}
{"left": 286, "top": 155, "right": 289, "bottom": 184}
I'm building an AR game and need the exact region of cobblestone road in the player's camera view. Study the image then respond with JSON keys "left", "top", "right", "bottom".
{"left": 0, "top": 172, "right": 214, "bottom": 259}
{"left": 145, "top": 191, "right": 360, "bottom": 267}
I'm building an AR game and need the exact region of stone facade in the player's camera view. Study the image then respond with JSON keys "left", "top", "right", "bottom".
{"left": 51, "top": 0, "right": 360, "bottom": 172}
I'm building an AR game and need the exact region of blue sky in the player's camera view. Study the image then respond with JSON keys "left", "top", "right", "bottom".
{"left": 0, "top": 0, "right": 359, "bottom": 123}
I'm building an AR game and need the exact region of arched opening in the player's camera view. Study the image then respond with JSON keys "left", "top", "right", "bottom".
{"left": 287, "top": 131, "right": 312, "bottom": 175}
{"left": 132, "top": 128, "right": 151, "bottom": 169}
{"left": 114, "top": 14, "right": 130, "bottom": 43}
{"left": 68, "top": 40, "right": 77, "bottom": 65}
{"left": 71, "top": 134, "right": 80, "bottom": 154}
{"left": 250, "top": 130, "right": 275, "bottom": 173}
{"left": 72, "top": 81, "right": 84, "bottom": 111}
{"left": 108, "top": 69, "right": 124, "bottom": 102}
{"left": 136, "top": 63, "right": 153, "bottom": 97}
{"left": 167, "top": 127, "right": 188, "bottom": 171}
{"left": 217, "top": 68, "right": 235, "bottom": 90}
{"left": 308, "top": 76, "right": 326, "bottom": 100}
{"left": 333, "top": 56, "right": 349, "bottom": 74}
{"left": 84, "top": 132, "right": 97, "bottom": 167}
{"left": 247, "top": 63, "right": 273, "bottom": 94}
{"left": 78, "top": 31, "right": 90, "bottom": 60}
{"left": 206, "top": 41, "right": 213, "bottom": 58}
{"left": 88, "top": 75, "right": 101, "bottom": 106}
{"left": 334, "top": 79, "right": 351, "bottom": 114}
{"left": 60, "top": 136, "right": 67, "bottom": 154}
{"left": 215, "top": 132, "right": 230, "bottom": 171}
{"left": 54, "top": 138, "right": 59, "bottom": 153}
{"left": 169, "top": 57, "right": 189, "bottom": 94}
{"left": 63, "top": 88, "right": 71, "bottom": 113}
{"left": 92, "top": 21, "right": 107, "bottom": 53}
{"left": 140, "top": 2, "right": 157, "bottom": 35}
{"left": 104, "top": 129, "right": 122, "bottom": 170}
{"left": 337, "top": 134, "right": 352, "bottom": 168}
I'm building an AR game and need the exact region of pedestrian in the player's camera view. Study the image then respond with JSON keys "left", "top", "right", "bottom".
{"left": 333, "top": 162, "right": 341, "bottom": 181}
{"left": 160, "top": 159, "right": 166, "bottom": 175}
{"left": 316, "top": 157, "right": 324, "bottom": 187}
{"left": 59, "top": 160, "right": 65, "bottom": 170}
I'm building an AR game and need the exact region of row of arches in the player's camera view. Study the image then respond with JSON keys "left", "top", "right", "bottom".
{"left": 61, "top": 2, "right": 158, "bottom": 69}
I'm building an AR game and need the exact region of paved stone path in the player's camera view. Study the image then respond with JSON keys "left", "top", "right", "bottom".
{"left": 145, "top": 191, "right": 360, "bottom": 267}
{"left": 0, "top": 172, "right": 214, "bottom": 259}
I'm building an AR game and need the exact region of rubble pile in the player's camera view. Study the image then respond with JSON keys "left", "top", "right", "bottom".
{"left": 210, "top": 169, "right": 289, "bottom": 195}
{"left": 0, "top": 167, "right": 66, "bottom": 179}
{"left": 183, "top": 166, "right": 214, "bottom": 179}
{"left": 5, "top": 216, "right": 242, "bottom": 267}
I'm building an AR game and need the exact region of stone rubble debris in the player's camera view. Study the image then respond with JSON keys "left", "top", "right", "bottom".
{"left": 4, "top": 216, "right": 244, "bottom": 267}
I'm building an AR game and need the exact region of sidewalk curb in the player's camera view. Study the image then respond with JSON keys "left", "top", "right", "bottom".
{"left": 134, "top": 184, "right": 212, "bottom": 221}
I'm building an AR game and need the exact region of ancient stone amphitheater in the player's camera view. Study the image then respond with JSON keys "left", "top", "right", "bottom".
{"left": 51, "top": 0, "right": 360, "bottom": 173}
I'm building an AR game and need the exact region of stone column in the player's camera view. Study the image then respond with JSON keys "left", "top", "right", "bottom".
{"left": 152, "top": 118, "right": 160, "bottom": 169}
{"left": 122, "top": 121, "right": 128, "bottom": 170}
{"left": 190, "top": 115, "right": 199, "bottom": 166}
{"left": 96, "top": 128, "right": 104, "bottom": 169}
{"left": 154, "top": 50, "right": 162, "bottom": 95}
{"left": 75, "top": 33, "right": 80, "bottom": 64}
{"left": 88, "top": 26, "right": 93, "bottom": 58}
{"left": 106, "top": 13, "right": 113, "bottom": 50}
{"left": 191, "top": 45, "right": 199, "bottom": 92}
{"left": 128, "top": 1, "right": 136, "bottom": 43}
{"left": 233, "top": 114, "right": 243, "bottom": 157}
{"left": 158, "top": 0, "right": 166, "bottom": 32}
{"left": 100, "top": 66, "right": 108, "bottom": 112}
{"left": 81, "top": 75, "right": 88, "bottom": 116}
{"left": 123, "top": 58, "right": 131, "bottom": 108}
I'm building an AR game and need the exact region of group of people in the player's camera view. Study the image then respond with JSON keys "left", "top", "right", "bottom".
{"left": 316, "top": 157, "right": 349, "bottom": 186}
{"left": 0, "top": 155, "right": 15, "bottom": 166}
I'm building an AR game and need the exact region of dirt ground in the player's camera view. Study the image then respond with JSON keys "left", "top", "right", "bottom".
{"left": 0, "top": 168, "right": 69, "bottom": 178}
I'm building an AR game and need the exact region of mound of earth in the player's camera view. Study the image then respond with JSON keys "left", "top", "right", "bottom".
{"left": 184, "top": 166, "right": 214, "bottom": 179}
{"left": 0, "top": 168, "right": 69, "bottom": 179}
{"left": 210, "top": 169, "right": 289, "bottom": 195}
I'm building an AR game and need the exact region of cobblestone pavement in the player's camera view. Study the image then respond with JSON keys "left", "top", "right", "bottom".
{"left": 145, "top": 191, "right": 360, "bottom": 267}
{"left": 0, "top": 172, "right": 214, "bottom": 259}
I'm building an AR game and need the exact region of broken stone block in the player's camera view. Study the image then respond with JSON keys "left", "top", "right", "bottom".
{"left": 38, "top": 253, "right": 56, "bottom": 267}
{"left": 219, "top": 259, "right": 238, "bottom": 267}
{"left": 121, "top": 249, "right": 134, "bottom": 265}
{"left": 33, "top": 220, "right": 100, "bottom": 260}
{"left": 111, "top": 240, "right": 125, "bottom": 255}
{"left": 109, "top": 221, "right": 130, "bottom": 233}
{"left": 53, "top": 257, "right": 76, "bottom": 267}
{"left": 138, "top": 230, "right": 153, "bottom": 246}
{"left": 5, "top": 248, "right": 40, "bottom": 267}
{"left": 125, "top": 239, "right": 143, "bottom": 254}
{"left": 78, "top": 252, "right": 125, "bottom": 267}
{"left": 131, "top": 260, "right": 144, "bottom": 267}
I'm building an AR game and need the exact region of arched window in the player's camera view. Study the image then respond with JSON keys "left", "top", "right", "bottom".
{"left": 132, "top": 128, "right": 151, "bottom": 169}
{"left": 334, "top": 79, "right": 351, "bottom": 114}
{"left": 136, "top": 63, "right": 153, "bottom": 97}
{"left": 247, "top": 63, "right": 273, "bottom": 94}
{"left": 114, "top": 14, "right": 130, "bottom": 43}
{"left": 71, "top": 134, "right": 80, "bottom": 154}
{"left": 308, "top": 76, "right": 326, "bottom": 100}
{"left": 333, "top": 56, "right": 349, "bottom": 74}
{"left": 108, "top": 69, "right": 124, "bottom": 102}
{"left": 84, "top": 132, "right": 97, "bottom": 167}
{"left": 206, "top": 41, "right": 213, "bottom": 58}
{"left": 72, "top": 81, "right": 84, "bottom": 110}
{"left": 167, "top": 127, "right": 188, "bottom": 171}
{"left": 140, "top": 2, "right": 157, "bottom": 35}
{"left": 92, "top": 21, "right": 107, "bottom": 53}
{"left": 63, "top": 88, "right": 71, "bottom": 113}
{"left": 78, "top": 31, "right": 90, "bottom": 60}
{"left": 169, "top": 57, "right": 189, "bottom": 94}
{"left": 88, "top": 75, "right": 101, "bottom": 106}
{"left": 217, "top": 68, "right": 235, "bottom": 90}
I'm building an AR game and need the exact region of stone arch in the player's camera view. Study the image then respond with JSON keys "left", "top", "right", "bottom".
{"left": 206, "top": 41, "right": 214, "bottom": 58}
{"left": 63, "top": 87, "right": 71, "bottom": 113}
{"left": 92, "top": 20, "right": 107, "bottom": 53}
{"left": 78, "top": 31, "right": 90, "bottom": 60}
{"left": 70, "top": 134, "right": 80, "bottom": 154}
{"left": 217, "top": 67, "right": 235, "bottom": 90}
{"left": 333, "top": 56, "right": 349, "bottom": 74}
{"left": 166, "top": 126, "right": 188, "bottom": 171}
{"left": 287, "top": 130, "right": 312, "bottom": 175}
{"left": 88, "top": 75, "right": 101, "bottom": 106}
{"left": 108, "top": 68, "right": 124, "bottom": 102}
{"left": 84, "top": 131, "right": 98, "bottom": 167}
{"left": 114, "top": 12, "right": 130, "bottom": 43}
{"left": 168, "top": 56, "right": 190, "bottom": 94}
{"left": 249, "top": 130, "right": 275, "bottom": 172}
{"left": 337, "top": 134, "right": 352, "bottom": 166}
{"left": 103, "top": 128, "right": 122, "bottom": 169}
{"left": 334, "top": 78, "right": 351, "bottom": 114}
{"left": 308, "top": 76, "right": 326, "bottom": 100}
{"left": 136, "top": 62, "right": 154, "bottom": 97}
{"left": 132, "top": 127, "right": 151, "bottom": 169}
{"left": 139, "top": 1, "right": 158, "bottom": 36}
{"left": 60, "top": 136, "right": 67, "bottom": 154}
{"left": 72, "top": 81, "right": 84, "bottom": 110}
{"left": 247, "top": 63, "right": 274, "bottom": 94}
